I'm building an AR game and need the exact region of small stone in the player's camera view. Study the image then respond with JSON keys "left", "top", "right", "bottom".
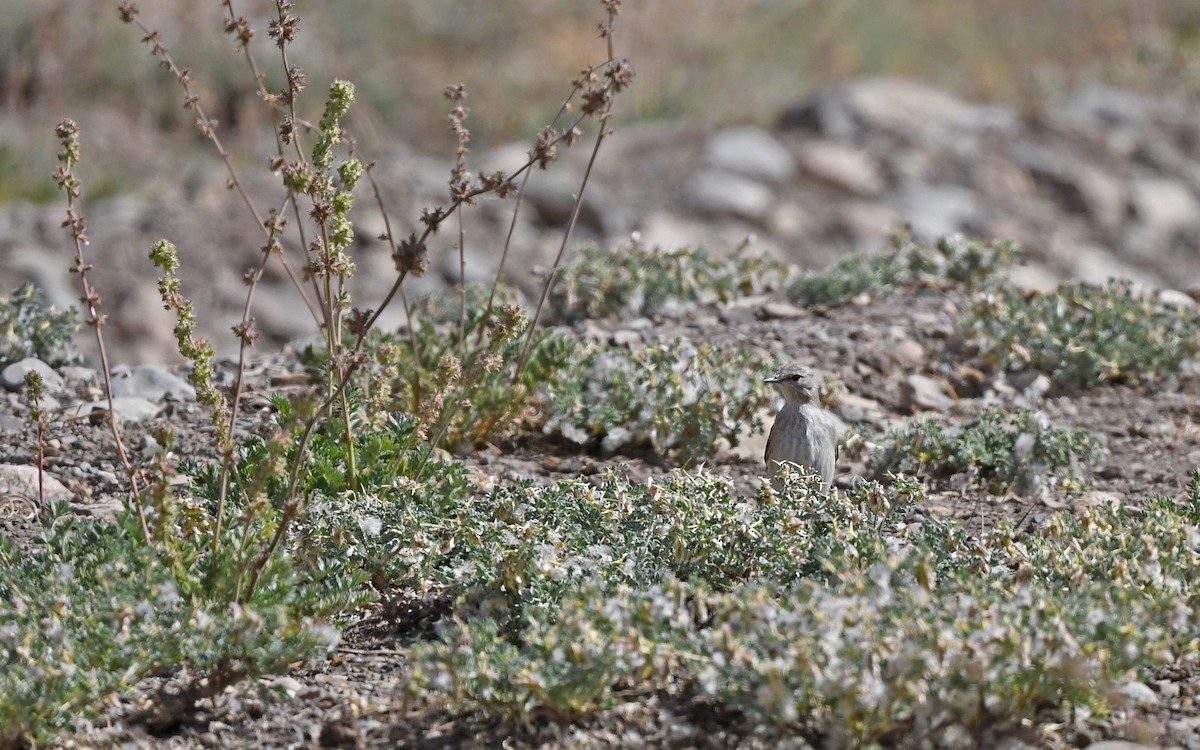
{"left": 901, "top": 373, "right": 952, "bottom": 413}
{"left": 1158, "top": 288, "right": 1196, "bottom": 308}
{"left": 718, "top": 304, "right": 756, "bottom": 325}
{"left": 0, "top": 464, "right": 73, "bottom": 508}
{"left": 110, "top": 364, "right": 196, "bottom": 402}
{"left": 0, "top": 357, "right": 64, "bottom": 393}
{"left": 683, "top": 169, "right": 774, "bottom": 223}
{"left": 759, "top": 302, "right": 806, "bottom": 320}
{"left": 891, "top": 183, "right": 980, "bottom": 240}
{"left": 1118, "top": 680, "right": 1158, "bottom": 706}
{"left": 610, "top": 329, "right": 643, "bottom": 348}
{"left": 888, "top": 338, "right": 926, "bottom": 366}
{"left": 832, "top": 393, "right": 889, "bottom": 428}
{"left": 58, "top": 366, "right": 99, "bottom": 387}
{"left": 795, "top": 140, "right": 884, "bottom": 196}
{"left": 73, "top": 397, "right": 163, "bottom": 422}
{"left": 705, "top": 126, "right": 795, "bottom": 183}
{"left": 1129, "top": 178, "right": 1200, "bottom": 233}
{"left": 1153, "top": 679, "right": 1181, "bottom": 699}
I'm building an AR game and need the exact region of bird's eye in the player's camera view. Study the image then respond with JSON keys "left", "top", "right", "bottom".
{"left": 789, "top": 374, "right": 801, "bottom": 381}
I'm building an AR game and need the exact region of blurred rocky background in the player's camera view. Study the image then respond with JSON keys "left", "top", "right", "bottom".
{"left": 3, "top": 0, "right": 1200, "bottom": 363}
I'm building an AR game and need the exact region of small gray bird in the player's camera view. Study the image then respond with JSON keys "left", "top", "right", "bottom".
{"left": 764, "top": 364, "right": 839, "bottom": 490}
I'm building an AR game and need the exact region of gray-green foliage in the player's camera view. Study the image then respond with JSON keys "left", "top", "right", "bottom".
{"left": 870, "top": 405, "right": 1101, "bottom": 494}
{"left": 789, "top": 231, "right": 1018, "bottom": 307}
{"left": 408, "top": 469, "right": 1200, "bottom": 746}
{"left": 0, "top": 282, "right": 78, "bottom": 368}
{"left": 0, "top": 503, "right": 355, "bottom": 745}
{"left": 968, "top": 278, "right": 1200, "bottom": 391}
{"left": 543, "top": 243, "right": 792, "bottom": 323}
{"left": 542, "top": 339, "right": 769, "bottom": 462}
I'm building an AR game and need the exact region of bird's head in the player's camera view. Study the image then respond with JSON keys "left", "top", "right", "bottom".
{"left": 764, "top": 364, "right": 819, "bottom": 405}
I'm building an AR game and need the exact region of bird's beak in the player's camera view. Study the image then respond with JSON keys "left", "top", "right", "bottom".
{"left": 763, "top": 375, "right": 779, "bottom": 384}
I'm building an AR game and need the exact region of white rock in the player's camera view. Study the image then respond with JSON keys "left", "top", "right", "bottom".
{"left": 73, "top": 396, "right": 162, "bottom": 422}
{"left": 795, "top": 140, "right": 884, "bottom": 196}
{"left": 1158, "top": 289, "right": 1197, "bottom": 308}
{"left": 0, "top": 464, "right": 72, "bottom": 507}
{"left": 901, "top": 373, "right": 952, "bottom": 413}
{"left": 683, "top": 170, "right": 774, "bottom": 223}
{"left": 705, "top": 126, "right": 795, "bottom": 183}
{"left": 1117, "top": 680, "right": 1158, "bottom": 706}
{"left": 111, "top": 364, "right": 196, "bottom": 402}
{"left": 0, "top": 357, "right": 64, "bottom": 392}
{"left": 1129, "top": 178, "right": 1200, "bottom": 233}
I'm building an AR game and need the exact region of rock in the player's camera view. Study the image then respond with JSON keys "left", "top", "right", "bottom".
{"left": 1058, "top": 242, "right": 1151, "bottom": 286}
{"left": 887, "top": 338, "right": 926, "bottom": 367}
{"left": 767, "top": 203, "right": 811, "bottom": 238}
{"left": 759, "top": 302, "right": 806, "bottom": 320}
{"left": 522, "top": 169, "right": 623, "bottom": 235}
{"left": 795, "top": 140, "right": 884, "bottom": 196}
{"left": 1117, "top": 680, "right": 1159, "bottom": 706}
{"left": 247, "top": 282, "right": 320, "bottom": 343}
{"left": 0, "top": 357, "right": 63, "bottom": 393}
{"left": 634, "top": 211, "right": 712, "bottom": 251}
{"left": 1008, "top": 263, "right": 1060, "bottom": 293}
{"left": 1153, "top": 679, "right": 1181, "bottom": 699}
{"left": 781, "top": 77, "right": 1017, "bottom": 143}
{"left": 9, "top": 245, "right": 77, "bottom": 313}
{"left": 73, "top": 396, "right": 163, "bottom": 422}
{"left": 704, "top": 126, "right": 795, "bottom": 183}
{"left": 828, "top": 202, "right": 901, "bottom": 248}
{"left": 1055, "top": 84, "right": 1157, "bottom": 131}
{"left": 436, "top": 244, "right": 501, "bottom": 286}
{"left": 1158, "top": 288, "right": 1196, "bottom": 308}
{"left": 832, "top": 392, "right": 889, "bottom": 428}
{"left": 682, "top": 170, "right": 774, "bottom": 223}
{"left": 111, "top": 364, "right": 196, "bottom": 402}
{"left": 1129, "top": 178, "right": 1200, "bottom": 233}
{"left": 891, "top": 183, "right": 981, "bottom": 240}
{"left": 0, "top": 464, "right": 73, "bottom": 508}
{"left": 58, "top": 366, "right": 99, "bottom": 388}
{"left": 1012, "top": 144, "right": 1126, "bottom": 231}
{"left": 112, "top": 285, "right": 180, "bottom": 365}
{"left": 901, "top": 373, "right": 952, "bottom": 413}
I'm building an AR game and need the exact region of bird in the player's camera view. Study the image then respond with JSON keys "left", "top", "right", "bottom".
{"left": 763, "top": 364, "right": 839, "bottom": 490}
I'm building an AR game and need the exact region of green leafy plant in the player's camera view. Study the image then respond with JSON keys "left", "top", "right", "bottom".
{"left": 870, "top": 405, "right": 1101, "bottom": 495}
{"left": 789, "top": 231, "right": 1019, "bottom": 307}
{"left": 357, "top": 302, "right": 577, "bottom": 450}
{"left": 542, "top": 339, "right": 769, "bottom": 462}
{"left": 408, "top": 470, "right": 1200, "bottom": 746}
{"left": 0, "top": 499, "right": 362, "bottom": 744}
{"left": 968, "top": 278, "right": 1200, "bottom": 391}
{"left": 2, "top": 0, "right": 638, "bottom": 744}
{"left": 0, "top": 283, "right": 78, "bottom": 368}
{"left": 542, "top": 241, "right": 792, "bottom": 323}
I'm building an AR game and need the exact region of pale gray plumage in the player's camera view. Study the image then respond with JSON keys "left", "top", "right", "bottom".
{"left": 764, "top": 365, "right": 838, "bottom": 490}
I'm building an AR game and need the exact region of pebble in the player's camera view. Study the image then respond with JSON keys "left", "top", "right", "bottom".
{"left": 110, "top": 363, "right": 196, "bottom": 401}
{"left": 72, "top": 396, "right": 163, "bottom": 423}
{"left": 1117, "top": 680, "right": 1158, "bottom": 706}
{"left": 0, "top": 463, "right": 73, "bottom": 506}
{"left": 0, "top": 357, "right": 64, "bottom": 392}
{"left": 901, "top": 373, "right": 952, "bottom": 413}
{"left": 759, "top": 302, "right": 806, "bottom": 320}
{"left": 704, "top": 125, "right": 796, "bottom": 183}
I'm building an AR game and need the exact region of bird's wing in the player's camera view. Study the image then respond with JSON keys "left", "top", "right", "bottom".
{"left": 764, "top": 421, "right": 777, "bottom": 465}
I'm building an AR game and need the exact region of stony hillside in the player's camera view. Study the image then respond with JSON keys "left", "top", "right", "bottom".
{"left": 3, "top": 78, "right": 1200, "bottom": 363}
